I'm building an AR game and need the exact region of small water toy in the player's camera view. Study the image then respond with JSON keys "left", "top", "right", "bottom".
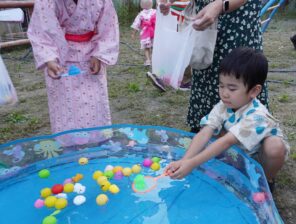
{"left": 55, "top": 198, "right": 68, "bottom": 210}
{"left": 73, "top": 195, "right": 86, "bottom": 206}
{"left": 60, "top": 65, "right": 85, "bottom": 77}
{"left": 104, "top": 170, "right": 114, "bottom": 179}
{"left": 72, "top": 173, "right": 83, "bottom": 182}
{"left": 122, "top": 167, "right": 132, "bottom": 176}
{"left": 38, "top": 169, "right": 50, "bottom": 178}
{"left": 131, "top": 164, "right": 141, "bottom": 174}
{"left": 96, "top": 194, "right": 108, "bottom": 206}
{"left": 132, "top": 173, "right": 167, "bottom": 194}
{"left": 51, "top": 184, "right": 64, "bottom": 194}
{"left": 152, "top": 157, "right": 161, "bottom": 163}
{"left": 92, "top": 170, "right": 103, "bottom": 180}
{"left": 143, "top": 158, "right": 153, "bottom": 167}
{"left": 150, "top": 162, "right": 160, "bottom": 171}
{"left": 63, "top": 178, "right": 72, "bottom": 184}
{"left": 63, "top": 183, "right": 74, "bottom": 193}
{"left": 44, "top": 196, "right": 57, "bottom": 208}
{"left": 97, "top": 176, "right": 108, "bottom": 185}
{"left": 40, "top": 188, "right": 52, "bottom": 198}
{"left": 34, "top": 199, "right": 44, "bottom": 208}
{"left": 56, "top": 193, "right": 67, "bottom": 199}
{"left": 109, "top": 184, "right": 120, "bottom": 194}
{"left": 104, "top": 165, "right": 114, "bottom": 172}
{"left": 113, "top": 166, "right": 123, "bottom": 173}
{"left": 253, "top": 192, "right": 267, "bottom": 203}
{"left": 100, "top": 180, "right": 111, "bottom": 192}
{"left": 114, "top": 171, "right": 123, "bottom": 180}
{"left": 78, "top": 157, "right": 88, "bottom": 165}
{"left": 42, "top": 216, "right": 57, "bottom": 224}
{"left": 73, "top": 183, "right": 86, "bottom": 194}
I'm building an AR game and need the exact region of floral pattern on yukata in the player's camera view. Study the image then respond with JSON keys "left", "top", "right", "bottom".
{"left": 200, "top": 98, "right": 290, "bottom": 156}
{"left": 187, "top": 0, "right": 268, "bottom": 130}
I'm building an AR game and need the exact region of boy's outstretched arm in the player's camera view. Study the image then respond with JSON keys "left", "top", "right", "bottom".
{"left": 167, "top": 132, "right": 238, "bottom": 179}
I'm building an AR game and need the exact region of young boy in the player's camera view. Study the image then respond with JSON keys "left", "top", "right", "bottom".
{"left": 165, "top": 47, "right": 290, "bottom": 191}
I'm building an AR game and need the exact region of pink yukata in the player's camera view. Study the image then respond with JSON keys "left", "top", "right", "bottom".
{"left": 27, "top": 0, "right": 119, "bottom": 133}
{"left": 131, "top": 9, "right": 156, "bottom": 49}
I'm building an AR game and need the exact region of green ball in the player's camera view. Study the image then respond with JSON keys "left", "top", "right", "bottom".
{"left": 152, "top": 157, "right": 161, "bottom": 163}
{"left": 104, "top": 170, "right": 114, "bottom": 179}
{"left": 42, "top": 216, "right": 57, "bottom": 224}
{"left": 38, "top": 169, "right": 50, "bottom": 178}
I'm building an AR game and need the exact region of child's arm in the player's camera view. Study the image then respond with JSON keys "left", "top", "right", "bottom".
{"left": 131, "top": 29, "right": 137, "bottom": 40}
{"left": 167, "top": 131, "right": 238, "bottom": 179}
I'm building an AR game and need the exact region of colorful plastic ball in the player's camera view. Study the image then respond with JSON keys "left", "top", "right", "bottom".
{"left": 122, "top": 167, "right": 132, "bottom": 176}
{"left": 113, "top": 166, "right": 123, "bottom": 173}
{"left": 44, "top": 196, "right": 57, "bottom": 208}
{"left": 34, "top": 199, "right": 44, "bottom": 208}
{"left": 96, "top": 194, "right": 108, "bottom": 206}
{"left": 253, "top": 192, "right": 267, "bottom": 203}
{"left": 114, "top": 171, "right": 124, "bottom": 180}
{"left": 78, "top": 157, "right": 88, "bottom": 165}
{"left": 150, "top": 162, "right": 160, "bottom": 171}
{"left": 104, "top": 165, "right": 114, "bottom": 172}
{"left": 38, "top": 169, "right": 50, "bottom": 178}
{"left": 73, "top": 195, "right": 86, "bottom": 206}
{"left": 41, "top": 188, "right": 52, "bottom": 198}
{"left": 143, "top": 158, "right": 153, "bottom": 167}
{"left": 51, "top": 184, "right": 64, "bottom": 194}
{"left": 92, "top": 170, "right": 103, "bottom": 180}
{"left": 63, "top": 178, "right": 73, "bottom": 184}
{"left": 152, "top": 157, "right": 161, "bottom": 163}
{"left": 131, "top": 164, "right": 141, "bottom": 174}
{"left": 42, "top": 216, "right": 57, "bottom": 224}
{"left": 100, "top": 180, "right": 111, "bottom": 192}
{"left": 109, "top": 184, "right": 120, "bottom": 194}
{"left": 97, "top": 176, "right": 108, "bottom": 185}
{"left": 63, "top": 183, "right": 74, "bottom": 193}
{"left": 104, "top": 170, "right": 114, "bottom": 179}
{"left": 55, "top": 198, "right": 68, "bottom": 209}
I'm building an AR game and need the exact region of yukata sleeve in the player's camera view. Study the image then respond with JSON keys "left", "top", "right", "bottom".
{"left": 131, "top": 13, "right": 142, "bottom": 31}
{"left": 229, "top": 111, "right": 277, "bottom": 151}
{"left": 91, "top": 0, "right": 119, "bottom": 66}
{"left": 200, "top": 101, "right": 225, "bottom": 135}
{"left": 27, "top": 0, "right": 67, "bottom": 69}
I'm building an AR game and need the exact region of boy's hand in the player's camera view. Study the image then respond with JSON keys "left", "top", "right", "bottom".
{"left": 46, "top": 60, "right": 63, "bottom": 79}
{"left": 165, "top": 159, "right": 194, "bottom": 179}
{"left": 90, "top": 56, "right": 101, "bottom": 74}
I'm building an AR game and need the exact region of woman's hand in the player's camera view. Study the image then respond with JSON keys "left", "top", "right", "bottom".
{"left": 192, "top": 0, "right": 222, "bottom": 31}
{"left": 46, "top": 60, "right": 63, "bottom": 79}
{"left": 165, "top": 159, "right": 195, "bottom": 179}
{"left": 90, "top": 56, "right": 101, "bottom": 74}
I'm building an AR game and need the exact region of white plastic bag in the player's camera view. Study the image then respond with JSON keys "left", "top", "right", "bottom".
{"left": 152, "top": 8, "right": 195, "bottom": 89}
{"left": 0, "top": 55, "right": 18, "bottom": 106}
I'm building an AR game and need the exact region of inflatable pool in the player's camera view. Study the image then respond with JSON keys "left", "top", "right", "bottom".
{"left": 0, "top": 124, "right": 283, "bottom": 223}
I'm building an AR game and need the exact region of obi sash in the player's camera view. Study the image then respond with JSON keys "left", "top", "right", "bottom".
{"left": 65, "top": 31, "right": 95, "bottom": 42}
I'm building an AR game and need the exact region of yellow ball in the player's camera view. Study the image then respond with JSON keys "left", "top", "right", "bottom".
{"left": 44, "top": 196, "right": 57, "bottom": 208}
{"left": 92, "top": 170, "right": 104, "bottom": 180}
{"left": 63, "top": 183, "right": 74, "bottom": 193}
{"left": 150, "top": 162, "right": 160, "bottom": 171}
{"left": 113, "top": 166, "right": 123, "bottom": 173}
{"left": 100, "top": 180, "right": 111, "bottom": 192}
{"left": 41, "top": 188, "right": 52, "bottom": 198}
{"left": 109, "top": 184, "right": 120, "bottom": 194}
{"left": 131, "top": 164, "right": 141, "bottom": 174}
{"left": 55, "top": 198, "right": 68, "bottom": 210}
{"left": 96, "top": 194, "right": 108, "bottom": 206}
{"left": 122, "top": 167, "right": 132, "bottom": 176}
{"left": 78, "top": 157, "right": 88, "bottom": 165}
{"left": 97, "top": 176, "right": 108, "bottom": 186}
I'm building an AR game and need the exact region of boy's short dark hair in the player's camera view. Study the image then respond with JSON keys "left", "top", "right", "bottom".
{"left": 219, "top": 47, "right": 268, "bottom": 91}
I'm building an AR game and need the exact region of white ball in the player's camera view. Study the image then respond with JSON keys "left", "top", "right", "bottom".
{"left": 73, "top": 195, "right": 86, "bottom": 206}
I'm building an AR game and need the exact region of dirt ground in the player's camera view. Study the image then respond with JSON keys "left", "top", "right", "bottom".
{"left": 0, "top": 17, "right": 296, "bottom": 223}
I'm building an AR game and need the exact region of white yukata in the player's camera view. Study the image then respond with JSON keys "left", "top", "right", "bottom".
{"left": 200, "top": 98, "right": 290, "bottom": 158}
{"left": 27, "top": 0, "right": 119, "bottom": 133}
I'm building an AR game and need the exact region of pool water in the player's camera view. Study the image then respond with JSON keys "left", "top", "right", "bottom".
{"left": 0, "top": 125, "right": 283, "bottom": 224}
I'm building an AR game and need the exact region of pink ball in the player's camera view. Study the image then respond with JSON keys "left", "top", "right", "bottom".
{"left": 63, "top": 178, "right": 73, "bottom": 184}
{"left": 252, "top": 192, "right": 267, "bottom": 203}
{"left": 34, "top": 199, "right": 44, "bottom": 208}
{"left": 114, "top": 171, "right": 124, "bottom": 180}
{"left": 143, "top": 158, "right": 153, "bottom": 167}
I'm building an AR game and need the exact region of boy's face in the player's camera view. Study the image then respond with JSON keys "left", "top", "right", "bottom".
{"left": 219, "top": 74, "right": 258, "bottom": 110}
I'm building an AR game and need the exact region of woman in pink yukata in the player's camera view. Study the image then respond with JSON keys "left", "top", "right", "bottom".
{"left": 27, "top": 0, "right": 119, "bottom": 133}
{"left": 131, "top": 0, "right": 156, "bottom": 66}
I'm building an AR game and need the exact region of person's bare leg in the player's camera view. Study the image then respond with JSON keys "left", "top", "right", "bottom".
{"left": 144, "top": 48, "right": 150, "bottom": 65}
{"left": 259, "top": 136, "right": 286, "bottom": 180}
